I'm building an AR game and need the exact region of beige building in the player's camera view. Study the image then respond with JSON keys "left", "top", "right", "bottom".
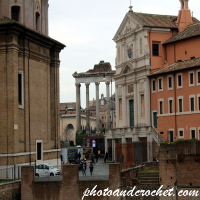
{"left": 60, "top": 114, "right": 97, "bottom": 145}
{"left": 0, "top": 0, "right": 65, "bottom": 165}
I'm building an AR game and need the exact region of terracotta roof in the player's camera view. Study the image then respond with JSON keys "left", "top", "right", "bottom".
{"left": 128, "top": 11, "right": 199, "bottom": 29}
{"left": 163, "top": 22, "right": 200, "bottom": 44}
{"left": 151, "top": 57, "right": 200, "bottom": 76}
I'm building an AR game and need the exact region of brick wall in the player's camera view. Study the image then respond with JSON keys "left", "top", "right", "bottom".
{"left": 21, "top": 163, "right": 121, "bottom": 200}
{"left": 0, "top": 181, "right": 21, "bottom": 200}
{"left": 158, "top": 140, "right": 200, "bottom": 187}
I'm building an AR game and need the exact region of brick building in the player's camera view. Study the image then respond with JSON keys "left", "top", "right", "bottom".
{"left": 0, "top": 0, "right": 65, "bottom": 165}
{"left": 149, "top": 0, "right": 200, "bottom": 142}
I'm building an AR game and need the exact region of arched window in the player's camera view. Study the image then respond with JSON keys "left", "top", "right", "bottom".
{"left": 36, "top": 12, "right": 40, "bottom": 31}
{"left": 11, "top": 6, "right": 20, "bottom": 22}
{"left": 67, "top": 123, "right": 74, "bottom": 129}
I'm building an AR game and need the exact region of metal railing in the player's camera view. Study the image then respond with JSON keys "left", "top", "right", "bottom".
{"left": 0, "top": 165, "right": 22, "bottom": 181}
{"left": 151, "top": 126, "right": 165, "bottom": 145}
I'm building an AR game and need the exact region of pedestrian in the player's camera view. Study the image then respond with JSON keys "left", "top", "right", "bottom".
{"left": 98, "top": 150, "right": 101, "bottom": 158}
{"left": 104, "top": 151, "right": 108, "bottom": 163}
{"left": 95, "top": 151, "right": 98, "bottom": 163}
{"left": 78, "top": 152, "right": 81, "bottom": 160}
{"left": 82, "top": 159, "right": 87, "bottom": 176}
{"left": 91, "top": 152, "right": 95, "bottom": 164}
{"left": 89, "top": 162, "right": 93, "bottom": 176}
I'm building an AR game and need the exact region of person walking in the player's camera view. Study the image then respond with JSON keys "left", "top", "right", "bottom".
{"left": 104, "top": 151, "right": 108, "bottom": 163}
{"left": 95, "top": 151, "right": 98, "bottom": 163}
{"left": 78, "top": 152, "right": 81, "bottom": 160}
{"left": 89, "top": 162, "right": 94, "bottom": 176}
{"left": 91, "top": 152, "right": 95, "bottom": 164}
{"left": 82, "top": 159, "right": 87, "bottom": 176}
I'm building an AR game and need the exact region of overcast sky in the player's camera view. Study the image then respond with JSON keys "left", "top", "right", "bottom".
{"left": 48, "top": 0, "right": 200, "bottom": 108}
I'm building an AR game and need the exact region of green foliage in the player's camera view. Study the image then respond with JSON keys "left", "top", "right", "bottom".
{"left": 139, "top": 169, "right": 159, "bottom": 173}
{"left": 76, "top": 130, "right": 86, "bottom": 146}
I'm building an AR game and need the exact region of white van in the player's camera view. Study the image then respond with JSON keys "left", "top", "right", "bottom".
{"left": 35, "top": 164, "right": 60, "bottom": 177}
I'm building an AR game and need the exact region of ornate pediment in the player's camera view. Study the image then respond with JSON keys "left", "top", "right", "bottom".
{"left": 113, "top": 14, "right": 140, "bottom": 41}
{"left": 120, "top": 62, "right": 133, "bottom": 75}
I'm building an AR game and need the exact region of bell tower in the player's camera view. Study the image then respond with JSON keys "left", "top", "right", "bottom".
{"left": 177, "top": 0, "right": 193, "bottom": 32}
{"left": 0, "top": 0, "right": 49, "bottom": 36}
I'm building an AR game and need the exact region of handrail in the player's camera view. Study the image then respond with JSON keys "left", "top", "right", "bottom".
{"left": 151, "top": 126, "right": 165, "bottom": 144}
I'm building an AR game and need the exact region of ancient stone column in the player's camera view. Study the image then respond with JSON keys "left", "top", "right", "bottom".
{"left": 95, "top": 82, "right": 100, "bottom": 133}
{"left": 85, "top": 83, "right": 90, "bottom": 133}
{"left": 75, "top": 83, "right": 81, "bottom": 133}
{"left": 106, "top": 81, "right": 110, "bottom": 129}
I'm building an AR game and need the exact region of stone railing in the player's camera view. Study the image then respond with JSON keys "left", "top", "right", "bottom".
{"left": 150, "top": 126, "right": 165, "bottom": 145}
{"left": 105, "top": 126, "right": 165, "bottom": 145}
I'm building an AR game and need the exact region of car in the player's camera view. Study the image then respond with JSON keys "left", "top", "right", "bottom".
{"left": 35, "top": 164, "right": 60, "bottom": 177}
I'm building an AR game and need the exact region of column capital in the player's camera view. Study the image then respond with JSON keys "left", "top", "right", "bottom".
{"left": 106, "top": 81, "right": 110, "bottom": 85}
{"left": 75, "top": 83, "right": 81, "bottom": 87}
{"left": 85, "top": 82, "right": 90, "bottom": 86}
{"left": 95, "top": 82, "right": 100, "bottom": 85}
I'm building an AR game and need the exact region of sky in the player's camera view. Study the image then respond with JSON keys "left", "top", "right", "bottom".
{"left": 48, "top": 0, "right": 200, "bottom": 108}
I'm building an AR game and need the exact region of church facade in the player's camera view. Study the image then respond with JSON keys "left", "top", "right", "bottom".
{"left": 105, "top": 0, "right": 199, "bottom": 162}
{"left": 0, "top": 0, "right": 65, "bottom": 165}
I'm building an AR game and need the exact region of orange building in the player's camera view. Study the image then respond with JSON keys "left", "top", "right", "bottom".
{"left": 149, "top": 0, "right": 200, "bottom": 142}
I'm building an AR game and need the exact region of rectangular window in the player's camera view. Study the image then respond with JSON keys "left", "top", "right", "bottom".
{"left": 152, "top": 80, "right": 156, "bottom": 92}
{"left": 119, "top": 98, "right": 122, "bottom": 120}
{"left": 198, "top": 72, "right": 200, "bottom": 84}
{"left": 190, "top": 73, "right": 194, "bottom": 84}
{"left": 168, "top": 130, "right": 174, "bottom": 142}
{"left": 159, "top": 79, "right": 162, "bottom": 90}
{"left": 169, "top": 99, "right": 173, "bottom": 113}
{"left": 191, "top": 129, "right": 196, "bottom": 139}
{"left": 152, "top": 44, "right": 159, "bottom": 56}
{"left": 179, "top": 131, "right": 183, "bottom": 137}
{"left": 168, "top": 76, "right": 172, "bottom": 88}
{"left": 198, "top": 96, "right": 200, "bottom": 111}
{"left": 11, "top": 6, "right": 20, "bottom": 22}
{"left": 179, "top": 98, "right": 183, "bottom": 113}
{"left": 102, "top": 124, "right": 104, "bottom": 128}
{"left": 178, "top": 128, "right": 184, "bottom": 139}
{"left": 178, "top": 75, "right": 182, "bottom": 87}
{"left": 141, "top": 94, "right": 145, "bottom": 118}
{"left": 159, "top": 101, "right": 163, "bottom": 114}
{"left": 190, "top": 97, "right": 195, "bottom": 111}
{"left": 18, "top": 72, "right": 23, "bottom": 108}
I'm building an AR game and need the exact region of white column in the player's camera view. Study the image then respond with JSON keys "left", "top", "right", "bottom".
{"left": 95, "top": 82, "right": 100, "bottom": 132}
{"left": 75, "top": 83, "right": 81, "bottom": 132}
{"left": 145, "top": 78, "right": 150, "bottom": 126}
{"left": 115, "top": 85, "right": 119, "bottom": 128}
{"left": 106, "top": 82, "right": 110, "bottom": 129}
{"left": 85, "top": 83, "right": 90, "bottom": 133}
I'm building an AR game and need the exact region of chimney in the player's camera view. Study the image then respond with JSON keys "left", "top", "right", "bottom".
{"left": 177, "top": 0, "right": 193, "bottom": 32}
{"left": 164, "top": 61, "right": 168, "bottom": 70}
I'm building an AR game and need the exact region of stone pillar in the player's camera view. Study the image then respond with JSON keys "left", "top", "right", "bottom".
{"left": 106, "top": 81, "right": 110, "bottom": 129}
{"left": 109, "top": 163, "right": 121, "bottom": 200}
{"left": 95, "top": 82, "right": 100, "bottom": 133}
{"left": 21, "top": 166, "right": 34, "bottom": 200}
{"left": 112, "top": 138, "right": 115, "bottom": 161}
{"left": 85, "top": 83, "right": 90, "bottom": 133}
{"left": 62, "top": 164, "right": 78, "bottom": 200}
{"left": 147, "top": 133, "right": 153, "bottom": 162}
{"left": 76, "top": 83, "right": 81, "bottom": 132}
{"left": 105, "top": 136, "right": 108, "bottom": 153}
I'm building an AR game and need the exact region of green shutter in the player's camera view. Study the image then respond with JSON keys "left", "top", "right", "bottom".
{"left": 153, "top": 112, "right": 157, "bottom": 128}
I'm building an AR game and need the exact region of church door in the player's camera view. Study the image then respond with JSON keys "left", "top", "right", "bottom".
{"left": 129, "top": 100, "right": 134, "bottom": 127}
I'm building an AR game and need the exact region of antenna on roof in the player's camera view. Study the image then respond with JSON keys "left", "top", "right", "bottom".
{"left": 129, "top": 0, "right": 133, "bottom": 11}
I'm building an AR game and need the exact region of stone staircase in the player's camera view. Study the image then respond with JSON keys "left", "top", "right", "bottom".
{"left": 138, "top": 172, "right": 159, "bottom": 185}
